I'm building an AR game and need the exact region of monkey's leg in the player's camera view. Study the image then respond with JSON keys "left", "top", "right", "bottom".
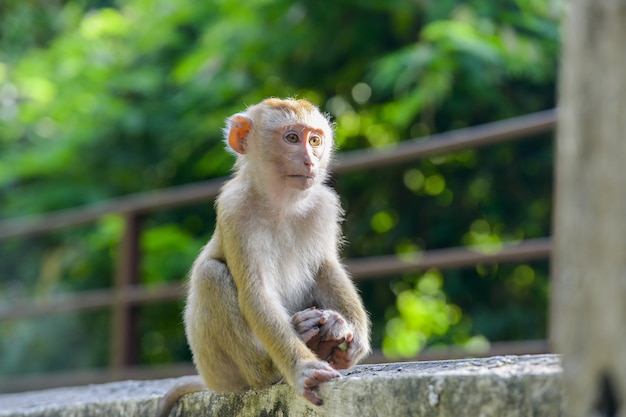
{"left": 185, "top": 259, "right": 281, "bottom": 392}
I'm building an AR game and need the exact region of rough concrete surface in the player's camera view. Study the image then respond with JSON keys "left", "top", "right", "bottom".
{"left": 0, "top": 354, "right": 563, "bottom": 417}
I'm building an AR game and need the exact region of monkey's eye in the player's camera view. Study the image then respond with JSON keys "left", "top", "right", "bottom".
{"left": 285, "top": 132, "right": 299, "bottom": 143}
{"left": 309, "top": 136, "right": 322, "bottom": 147}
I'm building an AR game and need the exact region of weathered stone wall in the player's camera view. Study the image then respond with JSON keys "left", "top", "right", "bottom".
{"left": 0, "top": 355, "right": 562, "bottom": 417}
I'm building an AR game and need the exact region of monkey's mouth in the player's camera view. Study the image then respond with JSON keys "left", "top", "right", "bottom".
{"left": 286, "top": 174, "right": 315, "bottom": 190}
{"left": 287, "top": 175, "right": 314, "bottom": 180}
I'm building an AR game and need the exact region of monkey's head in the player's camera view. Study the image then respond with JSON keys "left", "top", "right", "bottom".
{"left": 224, "top": 98, "right": 334, "bottom": 191}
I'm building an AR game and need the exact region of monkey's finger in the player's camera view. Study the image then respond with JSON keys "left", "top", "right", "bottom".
{"left": 312, "top": 368, "right": 341, "bottom": 382}
{"left": 299, "top": 326, "right": 320, "bottom": 343}
{"left": 303, "top": 388, "right": 324, "bottom": 406}
{"left": 319, "top": 314, "right": 349, "bottom": 340}
{"left": 295, "top": 316, "right": 325, "bottom": 331}
{"left": 319, "top": 323, "right": 350, "bottom": 343}
{"left": 303, "top": 376, "right": 336, "bottom": 392}
{"left": 292, "top": 309, "right": 325, "bottom": 326}
{"left": 303, "top": 365, "right": 340, "bottom": 388}
{"left": 296, "top": 325, "right": 322, "bottom": 344}
{"left": 318, "top": 322, "right": 339, "bottom": 339}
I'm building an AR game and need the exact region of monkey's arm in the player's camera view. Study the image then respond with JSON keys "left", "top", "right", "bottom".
{"left": 222, "top": 229, "right": 341, "bottom": 404}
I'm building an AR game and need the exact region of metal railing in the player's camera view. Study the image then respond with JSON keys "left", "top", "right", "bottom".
{"left": 0, "top": 109, "right": 557, "bottom": 392}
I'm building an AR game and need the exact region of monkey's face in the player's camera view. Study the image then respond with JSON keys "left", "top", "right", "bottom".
{"left": 273, "top": 123, "right": 329, "bottom": 190}
{"left": 226, "top": 98, "right": 335, "bottom": 194}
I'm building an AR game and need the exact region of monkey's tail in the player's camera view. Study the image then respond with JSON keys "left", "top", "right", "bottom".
{"left": 155, "top": 375, "right": 206, "bottom": 417}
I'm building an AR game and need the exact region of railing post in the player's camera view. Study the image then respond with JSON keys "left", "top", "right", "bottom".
{"left": 110, "top": 212, "right": 142, "bottom": 371}
{"left": 551, "top": 1, "right": 626, "bottom": 415}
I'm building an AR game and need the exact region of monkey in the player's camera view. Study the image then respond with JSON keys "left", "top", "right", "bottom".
{"left": 155, "top": 98, "right": 370, "bottom": 416}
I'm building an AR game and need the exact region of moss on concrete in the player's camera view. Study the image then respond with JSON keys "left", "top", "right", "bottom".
{"left": 0, "top": 355, "right": 563, "bottom": 417}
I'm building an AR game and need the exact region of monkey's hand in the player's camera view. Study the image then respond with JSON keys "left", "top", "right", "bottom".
{"left": 314, "top": 309, "right": 354, "bottom": 370}
{"left": 292, "top": 308, "right": 354, "bottom": 367}
{"left": 291, "top": 307, "right": 325, "bottom": 344}
{"left": 291, "top": 307, "right": 336, "bottom": 361}
{"left": 311, "top": 309, "right": 370, "bottom": 370}
{"left": 298, "top": 360, "right": 341, "bottom": 406}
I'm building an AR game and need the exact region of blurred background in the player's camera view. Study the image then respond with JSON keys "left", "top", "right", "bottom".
{"left": 0, "top": 0, "right": 560, "bottom": 391}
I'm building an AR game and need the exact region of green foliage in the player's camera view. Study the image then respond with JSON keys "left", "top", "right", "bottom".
{"left": 0, "top": 0, "right": 560, "bottom": 375}
{"left": 383, "top": 269, "right": 465, "bottom": 358}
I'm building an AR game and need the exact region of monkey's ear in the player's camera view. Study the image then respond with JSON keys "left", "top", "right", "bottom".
{"left": 227, "top": 115, "right": 252, "bottom": 154}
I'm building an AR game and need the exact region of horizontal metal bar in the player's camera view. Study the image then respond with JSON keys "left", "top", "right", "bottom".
{"left": 0, "top": 340, "right": 549, "bottom": 393}
{"left": 0, "top": 282, "right": 184, "bottom": 321}
{"left": 0, "top": 178, "right": 225, "bottom": 240}
{"left": 0, "top": 110, "right": 556, "bottom": 240}
{"left": 334, "top": 108, "right": 556, "bottom": 174}
{"left": 0, "top": 239, "right": 551, "bottom": 321}
{"left": 346, "top": 237, "right": 552, "bottom": 280}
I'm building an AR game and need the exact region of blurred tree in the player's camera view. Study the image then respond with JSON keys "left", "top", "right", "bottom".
{"left": 0, "top": 0, "right": 560, "bottom": 374}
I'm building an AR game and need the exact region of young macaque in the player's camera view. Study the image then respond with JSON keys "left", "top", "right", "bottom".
{"left": 156, "top": 98, "right": 370, "bottom": 416}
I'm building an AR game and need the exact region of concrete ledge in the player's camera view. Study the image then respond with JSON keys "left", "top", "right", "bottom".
{"left": 0, "top": 354, "right": 563, "bottom": 417}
